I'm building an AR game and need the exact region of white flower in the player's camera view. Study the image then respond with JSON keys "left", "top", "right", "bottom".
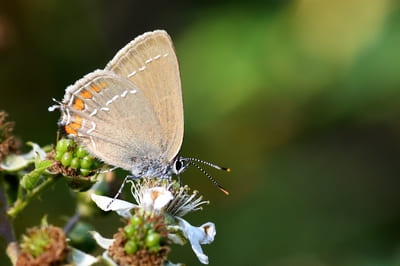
{"left": 0, "top": 142, "right": 46, "bottom": 171}
{"left": 130, "top": 179, "right": 209, "bottom": 217}
{"left": 90, "top": 179, "right": 216, "bottom": 265}
{"left": 167, "top": 186, "right": 209, "bottom": 217}
{"left": 142, "top": 186, "right": 174, "bottom": 212}
{"left": 91, "top": 182, "right": 174, "bottom": 215}
{"left": 91, "top": 193, "right": 136, "bottom": 218}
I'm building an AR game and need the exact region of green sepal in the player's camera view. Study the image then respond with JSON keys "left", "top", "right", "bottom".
{"left": 65, "top": 175, "right": 97, "bottom": 192}
{"left": 40, "top": 215, "right": 49, "bottom": 227}
{"left": 20, "top": 159, "right": 52, "bottom": 190}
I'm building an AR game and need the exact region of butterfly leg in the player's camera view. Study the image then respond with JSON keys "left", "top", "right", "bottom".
{"left": 107, "top": 175, "right": 138, "bottom": 209}
{"left": 98, "top": 166, "right": 119, "bottom": 174}
{"left": 177, "top": 174, "right": 183, "bottom": 187}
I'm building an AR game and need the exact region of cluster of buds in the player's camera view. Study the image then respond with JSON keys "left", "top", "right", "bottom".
{"left": 51, "top": 138, "right": 100, "bottom": 177}
{"left": 1, "top": 112, "right": 219, "bottom": 265}
{"left": 91, "top": 179, "right": 216, "bottom": 265}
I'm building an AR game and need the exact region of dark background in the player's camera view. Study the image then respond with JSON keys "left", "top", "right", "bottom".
{"left": 1, "top": 0, "right": 400, "bottom": 265}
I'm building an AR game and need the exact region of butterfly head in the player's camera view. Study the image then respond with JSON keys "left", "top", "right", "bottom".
{"left": 169, "top": 156, "right": 230, "bottom": 195}
{"left": 170, "top": 156, "right": 190, "bottom": 176}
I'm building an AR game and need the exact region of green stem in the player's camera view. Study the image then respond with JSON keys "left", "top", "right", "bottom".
{"left": 7, "top": 175, "right": 60, "bottom": 219}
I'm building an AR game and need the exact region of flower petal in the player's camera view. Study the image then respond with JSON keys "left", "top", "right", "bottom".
{"left": 191, "top": 241, "right": 209, "bottom": 264}
{"left": 0, "top": 154, "right": 31, "bottom": 171}
{"left": 90, "top": 231, "right": 114, "bottom": 249}
{"left": 143, "top": 187, "right": 173, "bottom": 211}
{"left": 26, "top": 142, "right": 47, "bottom": 160}
{"left": 102, "top": 251, "right": 119, "bottom": 266}
{"left": 176, "top": 217, "right": 216, "bottom": 264}
{"left": 68, "top": 247, "right": 98, "bottom": 266}
{"left": 91, "top": 193, "right": 136, "bottom": 217}
{"left": 168, "top": 233, "right": 186, "bottom": 245}
{"left": 199, "top": 222, "right": 216, "bottom": 244}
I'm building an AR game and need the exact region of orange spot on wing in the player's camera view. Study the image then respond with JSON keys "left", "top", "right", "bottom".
{"left": 65, "top": 125, "right": 77, "bottom": 135}
{"left": 65, "top": 116, "right": 82, "bottom": 135}
{"left": 70, "top": 122, "right": 80, "bottom": 129}
{"left": 90, "top": 85, "right": 101, "bottom": 93}
{"left": 75, "top": 115, "right": 82, "bottom": 123}
{"left": 73, "top": 98, "right": 84, "bottom": 110}
{"left": 70, "top": 115, "right": 82, "bottom": 129}
{"left": 80, "top": 90, "right": 92, "bottom": 98}
{"left": 99, "top": 82, "right": 107, "bottom": 88}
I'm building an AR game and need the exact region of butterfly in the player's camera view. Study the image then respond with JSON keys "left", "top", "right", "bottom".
{"left": 49, "top": 30, "right": 229, "bottom": 194}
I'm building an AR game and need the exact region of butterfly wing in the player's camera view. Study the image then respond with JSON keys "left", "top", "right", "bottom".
{"left": 60, "top": 70, "right": 165, "bottom": 171}
{"left": 105, "top": 30, "right": 184, "bottom": 163}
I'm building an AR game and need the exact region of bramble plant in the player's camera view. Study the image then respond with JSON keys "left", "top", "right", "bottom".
{"left": 0, "top": 111, "right": 218, "bottom": 265}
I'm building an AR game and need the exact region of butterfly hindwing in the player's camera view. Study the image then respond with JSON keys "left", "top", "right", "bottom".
{"left": 60, "top": 70, "right": 165, "bottom": 171}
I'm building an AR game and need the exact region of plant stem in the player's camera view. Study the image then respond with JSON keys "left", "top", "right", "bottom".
{"left": 7, "top": 175, "right": 60, "bottom": 219}
{"left": 63, "top": 211, "right": 81, "bottom": 234}
{"left": 0, "top": 185, "right": 15, "bottom": 244}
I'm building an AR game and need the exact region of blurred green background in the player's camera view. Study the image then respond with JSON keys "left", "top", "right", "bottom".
{"left": 2, "top": 0, "right": 400, "bottom": 265}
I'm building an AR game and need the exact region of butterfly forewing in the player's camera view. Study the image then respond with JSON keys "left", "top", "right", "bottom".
{"left": 60, "top": 70, "right": 164, "bottom": 171}
{"left": 105, "top": 30, "right": 184, "bottom": 162}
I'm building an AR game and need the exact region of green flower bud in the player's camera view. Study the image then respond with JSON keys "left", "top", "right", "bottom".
{"left": 56, "top": 139, "right": 72, "bottom": 153}
{"left": 79, "top": 168, "right": 91, "bottom": 177}
{"left": 54, "top": 150, "right": 64, "bottom": 161}
{"left": 76, "top": 146, "right": 88, "bottom": 158}
{"left": 80, "top": 156, "right": 94, "bottom": 169}
{"left": 130, "top": 215, "right": 143, "bottom": 227}
{"left": 61, "top": 152, "right": 73, "bottom": 167}
{"left": 70, "top": 157, "right": 80, "bottom": 169}
{"left": 124, "top": 239, "right": 138, "bottom": 255}
{"left": 123, "top": 224, "right": 136, "bottom": 238}
{"left": 145, "top": 232, "right": 161, "bottom": 248}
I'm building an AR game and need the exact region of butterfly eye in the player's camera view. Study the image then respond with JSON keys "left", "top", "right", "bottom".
{"left": 175, "top": 159, "right": 183, "bottom": 172}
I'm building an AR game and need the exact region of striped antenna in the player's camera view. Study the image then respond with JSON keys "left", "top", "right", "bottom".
{"left": 188, "top": 160, "right": 229, "bottom": 195}
{"left": 187, "top": 157, "right": 231, "bottom": 172}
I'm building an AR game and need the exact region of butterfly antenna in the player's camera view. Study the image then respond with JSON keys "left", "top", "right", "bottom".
{"left": 48, "top": 98, "right": 62, "bottom": 112}
{"left": 189, "top": 161, "right": 229, "bottom": 195}
{"left": 187, "top": 157, "right": 230, "bottom": 172}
